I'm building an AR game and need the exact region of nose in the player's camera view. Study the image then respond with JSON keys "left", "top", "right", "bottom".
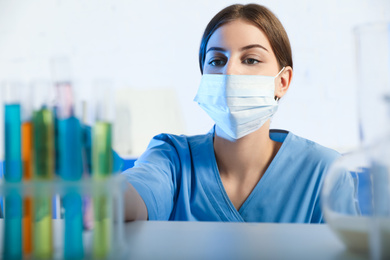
{"left": 223, "top": 60, "right": 240, "bottom": 75}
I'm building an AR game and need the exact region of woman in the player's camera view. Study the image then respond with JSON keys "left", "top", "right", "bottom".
{"left": 122, "top": 4, "right": 356, "bottom": 222}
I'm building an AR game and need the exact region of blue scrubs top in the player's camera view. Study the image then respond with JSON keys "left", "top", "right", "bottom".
{"left": 122, "top": 128, "right": 356, "bottom": 223}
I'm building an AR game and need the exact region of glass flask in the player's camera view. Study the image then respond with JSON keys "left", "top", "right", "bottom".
{"left": 322, "top": 22, "right": 390, "bottom": 259}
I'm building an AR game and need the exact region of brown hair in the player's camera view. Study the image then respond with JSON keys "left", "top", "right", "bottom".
{"left": 199, "top": 4, "right": 293, "bottom": 74}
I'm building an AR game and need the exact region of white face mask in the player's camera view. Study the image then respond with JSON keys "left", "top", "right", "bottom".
{"left": 194, "top": 68, "right": 285, "bottom": 140}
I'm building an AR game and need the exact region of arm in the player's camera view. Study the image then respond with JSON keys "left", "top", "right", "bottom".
{"left": 124, "top": 182, "right": 148, "bottom": 221}
{"left": 121, "top": 133, "right": 183, "bottom": 221}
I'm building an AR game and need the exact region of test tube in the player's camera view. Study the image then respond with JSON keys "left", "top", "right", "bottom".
{"left": 92, "top": 80, "right": 114, "bottom": 179}
{"left": 92, "top": 80, "right": 114, "bottom": 259}
{"left": 52, "top": 58, "right": 83, "bottom": 180}
{"left": 80, "top": 99, "right": 94, "bottom": 232}
{"left": 3, "top": 82, "right": 23, "bottom": 182}
{"left": 21, "top": 82, "right": 33, "bottom": 256}
{"left": 51, "top": 57, "right": 84, "bottom": 260}
{"left": 2, "top": 81, "right": 23, "bottom": 260}
{"left": 31, "top": 80, "right": 54, "bottom": 259}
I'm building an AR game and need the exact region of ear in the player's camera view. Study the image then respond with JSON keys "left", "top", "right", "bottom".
{"left": 275, "top": 66, "right": 293, "bottom": 99}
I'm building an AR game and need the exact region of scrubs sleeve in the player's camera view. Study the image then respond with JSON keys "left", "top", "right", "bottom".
{"left": 312, "top": 197, "right": 324, "bottom": 223}
{"left": 327, "top": 169, "right": 361, "bottom": 216}
{"left": 309, "top": 148, "right": 345, "bottom": 223}
{"left": 122, "top": 134, "right": 180, "bottom": 220}
{"left": 317, "top": 152, "right": 360, "bottom": 223}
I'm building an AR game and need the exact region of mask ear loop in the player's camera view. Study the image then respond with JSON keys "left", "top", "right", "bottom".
{"left": 275, "top": 67, "right": 285, "bottom": 77}
{"left": 274, "top": 67, "right": 285, "bottom": 102}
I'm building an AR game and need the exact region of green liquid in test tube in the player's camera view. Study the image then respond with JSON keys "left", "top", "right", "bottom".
{"left": 92, "top": 81, "right": 114, "bottom": 259}
{"left": 33, "top": 108, "right": 55, "bottom": 179}
{"left": 92, "top": 122, "right": 113, "bottom": 179}
{"left": 32, "top": 108, "right": 54, "bottom": 259}
{"left": 92, "top": 121, "right": 113, "bottom": 258}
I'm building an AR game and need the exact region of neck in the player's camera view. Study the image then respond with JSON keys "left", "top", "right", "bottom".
{"left": 213, "top": 121, "right": 280, "bottom": 180}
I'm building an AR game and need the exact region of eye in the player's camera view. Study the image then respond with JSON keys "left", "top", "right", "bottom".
{"left": 243, "top": 58, "right": 260, "bottom": 65}
{"left": 208, "top": 58, "right": 226, "bottom": 67}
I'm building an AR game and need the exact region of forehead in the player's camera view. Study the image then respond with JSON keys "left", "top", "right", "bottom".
{"left": 206, "top": 19, "right": 272, "bottom": 51}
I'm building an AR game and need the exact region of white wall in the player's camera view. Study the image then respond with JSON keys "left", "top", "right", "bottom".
{"left": 0, "top": 0, "right": 389, "bottom": 157}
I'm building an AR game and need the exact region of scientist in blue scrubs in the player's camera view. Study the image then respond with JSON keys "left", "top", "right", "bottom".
{"left": 122, "top": 3, "right": 358, "bottom": 222}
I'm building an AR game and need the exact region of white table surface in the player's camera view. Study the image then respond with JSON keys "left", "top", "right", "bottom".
{"left": 0, "top": 220, "right": 369, "bottom": 259}
{"left": 123, "top": 221, "right": 369, "bottom": 260}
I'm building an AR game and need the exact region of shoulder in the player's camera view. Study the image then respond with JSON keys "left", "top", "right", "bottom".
{"left": 290, "top": 133, "right": 341, "bottom": 163}
{"left": 141, "top": 132, "right": 213, "bottom": 161}
{"left": 147, "top": 133, "right": 189, "bottom": 148}
{"left": 147, "top": 132, "right": 212, "bottom": 149}
{"left": 272, "top": 129, "right": 341, "bottom": 166}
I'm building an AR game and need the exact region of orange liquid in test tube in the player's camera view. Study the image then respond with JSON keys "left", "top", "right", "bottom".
{"left": 22, "top": 122, "right": 33, "bottom": 254}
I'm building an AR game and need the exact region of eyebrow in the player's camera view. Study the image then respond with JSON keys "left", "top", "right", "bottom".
{"left": 241, "top": 44, "right": 269, "bottom": 52}
{"left": 206, "top": 44, "right": 269, "bottom": 54}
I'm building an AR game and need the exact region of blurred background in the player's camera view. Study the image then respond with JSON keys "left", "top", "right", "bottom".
{"left": 0, "top": 0, "right": 389, "bottom": 159}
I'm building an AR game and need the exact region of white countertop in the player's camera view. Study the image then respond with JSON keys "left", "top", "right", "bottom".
{"left": 123, "top": 221, "right": 369, "bottom": 260}
{"left": 0, "top": 219, "right": 370, "bottom": 259}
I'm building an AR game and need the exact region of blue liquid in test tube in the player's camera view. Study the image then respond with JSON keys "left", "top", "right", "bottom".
{"left": 4, "top": 104, "right": 22, "bottom": 182}
{"left": 58, "top": 116, "right": 84, "bottom": 259}
{"left": 57, "top": 116, "right": 83, "bottom": 180}
{"left": 52, "top": 57, "right": 85, "bottom": 258}
{"left": 3, "top": 104, "right": 22, "bottom": 260}
{"left": 4, "top": 192, "right": 22, "bottom": 260}
{"left": 63, "top": 192, "right": 83, "bottom": 259}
